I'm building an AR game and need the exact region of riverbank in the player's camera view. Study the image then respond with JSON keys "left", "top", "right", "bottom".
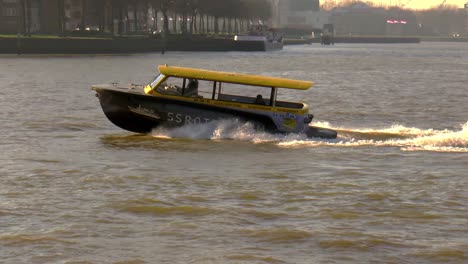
{"left": 0, "top": 34, "right": 278, "bottom": 54}
{"left": 2, "top": 34, "right": 467, "bottom": 54}
{"left": 420, "top": 36, "right": 468, "bottom": 42}
{"left": 285, "top": 36, "right": 421, "bottom": 45}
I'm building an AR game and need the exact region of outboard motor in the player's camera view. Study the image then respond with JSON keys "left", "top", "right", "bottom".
{"left": 304, "top": 114, "right": 314, "bottom": 124}
{"left": 305, "top": 114, "right": 337, "bottom": 139}
{"left": 306, "top": 126, "right": 337, "bottom": 139}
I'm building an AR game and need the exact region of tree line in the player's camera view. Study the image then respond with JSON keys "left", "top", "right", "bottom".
{"left": 17, "top": 0, "right": 272, "bottom": 36}
{"left": 150, "top": 0, "right": 271, "bottom": 35}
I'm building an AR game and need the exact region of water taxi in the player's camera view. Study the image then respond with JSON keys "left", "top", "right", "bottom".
{"left": 234, "top": 25, "right": 283, "bottom": 51}
{"left": 92, "top": 65, "right": 337, "bottom": 139}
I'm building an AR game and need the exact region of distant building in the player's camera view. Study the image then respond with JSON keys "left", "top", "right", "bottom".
{"left": 0, "top": 0, "right": 21, "bottom": 33}
{"left": 330, "top": 3, "right": 387, "bottom": 36}
{"left": 330, "top": 3, "right": 418, "bottom": 36}
{"left": 0, "top": 0, "right": 63, "bottom": 34}
{"left": 0, "top": 0, "right": 133, "bottom": 35}
{"left": 41, "top": 0, "right": 61, "bottom": 34}
{"left": 63, "top": 0, "right": 110, "bottom": 31}
{"left": 269, "top": 0, "right": 327, "bottom": 35}
{"left": 465, "top": 3, "right": 468, "bottom": 36}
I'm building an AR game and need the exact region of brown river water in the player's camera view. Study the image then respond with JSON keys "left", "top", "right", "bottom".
{"left": 1, "top": 42, "right": 467, "bottom": 263}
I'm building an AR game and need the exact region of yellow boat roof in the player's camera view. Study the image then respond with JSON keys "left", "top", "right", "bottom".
{"left": 158, "top": 65, "right": 313, "bottom": 90}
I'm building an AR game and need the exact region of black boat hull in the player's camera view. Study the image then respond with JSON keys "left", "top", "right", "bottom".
{"left": 94, "top": 87, "right": 337, "bottom": 139}
{"left": 95, "top": 88, "right": 277, "bottom": 134}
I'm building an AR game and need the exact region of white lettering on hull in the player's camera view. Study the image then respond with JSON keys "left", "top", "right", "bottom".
{"left": 167, "top": 112, "right": 211, "bottom": 125}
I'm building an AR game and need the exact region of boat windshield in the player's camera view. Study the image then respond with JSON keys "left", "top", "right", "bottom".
{"left": 149, "top": 74, "right": 166, "bottom": 88}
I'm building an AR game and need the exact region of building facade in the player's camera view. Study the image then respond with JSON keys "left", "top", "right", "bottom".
{"left": 465, "top": 3, "right": 468, "bottom": 36}
{"left": 270, "top": 0, "right": 326, "bottom": 34}
{"left": 0, "top": 0, "right": 62, "bottom": 34}
{"left": 0, "top": 0, "right": 152, "bottom": 35}
{"left": 330, "top": 3, "right": 419, "bottom": 36}
{"left": 330, "top": 3, "right": 387, "bottom": 36}
{"left": 0, "top": 0, "right": 21, "bottom": 33}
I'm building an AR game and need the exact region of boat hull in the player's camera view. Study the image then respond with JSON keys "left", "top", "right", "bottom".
{"left": 95, "top": 89, "right": 161, "bottom": 133}
{"left": 93, "top": 86, "right": 337, "bottom": 139}
{"left": 94, "top": 87, "right": 278, "bottom": 134}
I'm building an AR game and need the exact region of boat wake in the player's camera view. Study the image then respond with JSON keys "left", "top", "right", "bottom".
{"left": 151, "top": 119, "right": 281, "bottom": 143}
{"left": 282, "top": 121, "right": 468, "bottom": 153}
{"left": 151, "top": 120, "right": 468, "bottom": 153}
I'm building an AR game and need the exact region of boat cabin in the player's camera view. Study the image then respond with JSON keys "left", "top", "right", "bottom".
{"left": 144, "top": 65, "right": 313, "bottom": 112}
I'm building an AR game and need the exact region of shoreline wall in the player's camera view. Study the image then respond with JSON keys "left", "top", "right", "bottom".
{"left": 0, "top": 36, "right": 280, "bottom": 54}
{"left": 285, "top": 36, "right": 468, "bottom": 45}
{"left": 0, "top": 37, "right": 231, "bottom": 54}
{"left": 2, "top": 36, "right": 467, "bottom": 54}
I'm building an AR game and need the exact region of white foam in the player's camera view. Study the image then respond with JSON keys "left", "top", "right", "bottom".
{"left": 151, "top": 119, "right": 309, "bottom": 143}
{"left": 151, "top": 120, "right": 468, "bottom": 153}
{"left": 280, "top": 121, "right": 468, "bottom": 153}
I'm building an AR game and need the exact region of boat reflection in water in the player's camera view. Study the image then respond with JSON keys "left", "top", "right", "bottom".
{"left": 92, "top": 65, "right": 337, "bottom": 139}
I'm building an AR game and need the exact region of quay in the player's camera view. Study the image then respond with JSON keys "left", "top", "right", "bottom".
{"left": 0, "top": 34, "right": 280, "bottom": 54}
{"left": 3, "top": 35, "right": 468, "bottom": 54}
{"left": 284, "top": 36, "right": 422, "bottom": 45}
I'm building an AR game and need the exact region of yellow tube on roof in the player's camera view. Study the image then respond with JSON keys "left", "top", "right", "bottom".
{"left": 158, "top": 65, "right": 313, "bottom": 90}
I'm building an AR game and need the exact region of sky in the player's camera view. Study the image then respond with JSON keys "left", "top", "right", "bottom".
{"left": 332, "top": 0, "right": 468, "bottom": 10}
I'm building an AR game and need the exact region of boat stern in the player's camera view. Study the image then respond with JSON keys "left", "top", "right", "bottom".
{"left": 306, "top": 126, "right": 337, "bottom": 139}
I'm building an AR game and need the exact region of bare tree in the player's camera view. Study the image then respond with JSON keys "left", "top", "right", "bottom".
{"left": 63, "top": 0, "right": 273, "bottom": 36}
{"left": 154, "top": 0, "right": 174, "bottom": 34}
{"left": 242, "top": 0, "right": 271, "bottom": 23}
{"left": 57, "top": 0, "right": 66, "bottom": 36}
{"left": 80, "top": 0, "right": 87, "bottom": 32}
{"left": 19, "top": 0, "right": 31, "bottom": 36}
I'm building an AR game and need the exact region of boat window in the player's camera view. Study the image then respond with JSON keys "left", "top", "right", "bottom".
{"left": 156, "top": 76, "right": 183, "bottom": 95}
{"left": 151, "top": 77, "right": 305, "bottom": 109}
{"left": 274, "top": 89, "right": 305, "bottom": 109}
{"left": 196, "top": 80, "right": 219, "bottom": 98}
{"left": 155, "top": 77, "right": 212, "bottom": 98}
{"left": 149, "top": 74, "right": 166, "bottom": 88}
{"left": 216, "top": 82, "right": 271, "bottom": 105}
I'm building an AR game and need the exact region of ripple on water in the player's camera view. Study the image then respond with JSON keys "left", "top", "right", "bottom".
{"left": 241, "top": 227, "right": 312, "bottom": 243}
{"left": 112, "top": 260, "right": 146, "bottom": 264}
{"left": 364, "top": 192, "right": 393, "bottom": 201}
{"left": 410, "top": 248, "right": 468, "bottom": 262}
{"left": 318, "top": 237, "right": 406, "bottom": 252}
{"left": 115, "top": 199, "right": 219, "bottom": 217}
{"left": 319, "top": 239, "right": 368, "bottom": 251}
{"left": 258, "top": 172, "right": 291, "bottom": 180}
{"left": 0, "top": 234, "right": 75, "bottom": 247}
{"left": 239, "top": 191, "right": 267, "bottom": 201}
{"left": 226, "top": 254, "right": 286, "bottom": 263}
{"left": 122, "top": 205, "right": 218, "bottom": 216}
{"left": 239, "top": 209, "right": 289, "bottom": 220}
{"left": 375, "top": 210, "right": 443, "bottom": 220}
{"left": 177, "top": 195, "right": 209, "bottom": 203}
{"left": 323, "top": 211, "right": 362, "bottom": 220}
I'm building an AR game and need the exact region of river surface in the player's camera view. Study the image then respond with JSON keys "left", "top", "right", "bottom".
{"left": 1, "top": 42, "right": 467, "bottom": 264}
